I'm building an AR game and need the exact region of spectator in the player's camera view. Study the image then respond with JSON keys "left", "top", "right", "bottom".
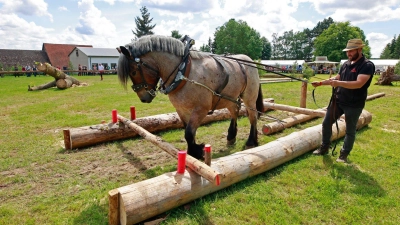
{"left": 32, "top": 65, "right": 38, "bottom": 77}
{"left": 98, "top": 63, "right": 104, "bottom": 80}
{"left": 14, "top": 65, "right": 19, "bottom": 77}
{"left": 78, "top": 64, "right": 82, "bottom": 76}
{"left": 26, "top": 65, "right": 31, "bottom": 77}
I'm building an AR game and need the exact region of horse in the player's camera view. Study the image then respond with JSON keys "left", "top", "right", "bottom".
{"left": 117, "top": 35, "right": 264, "bottom": 160}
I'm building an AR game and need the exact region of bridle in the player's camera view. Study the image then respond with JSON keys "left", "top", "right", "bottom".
{"left": 127, "top": 56, "right": 160, "bottom": 97}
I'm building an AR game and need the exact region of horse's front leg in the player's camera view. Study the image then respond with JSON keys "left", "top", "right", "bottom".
{"left": 183, "top": 110, "right": 208, "bottom": 160}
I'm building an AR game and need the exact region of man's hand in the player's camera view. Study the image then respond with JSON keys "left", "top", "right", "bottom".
{"left": 311, "top": 81, "right": 322, "bottom": 87}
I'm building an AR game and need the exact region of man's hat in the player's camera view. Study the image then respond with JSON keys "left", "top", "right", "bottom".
{"left": 343, "top": 39, "right": 365, "bottom": 51}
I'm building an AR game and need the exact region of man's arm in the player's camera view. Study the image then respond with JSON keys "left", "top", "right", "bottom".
{"left": 330, "top": 74, "right": 370, "bottom": 89}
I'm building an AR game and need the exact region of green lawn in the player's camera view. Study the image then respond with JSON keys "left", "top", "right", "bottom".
{"left": 0, "top": 74, "right": 399, "bottom": 224}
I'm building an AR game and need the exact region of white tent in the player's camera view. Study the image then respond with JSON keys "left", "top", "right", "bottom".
{"left": 261, "top": 60, "right": 306, "bottom": 66}
{"left": 339, "top": 59, "right": 399, "bottom": 72}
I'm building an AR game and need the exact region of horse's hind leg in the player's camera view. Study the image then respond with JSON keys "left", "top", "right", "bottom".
{"left": 245, "top": 107, "right": 259, "bottom": 149}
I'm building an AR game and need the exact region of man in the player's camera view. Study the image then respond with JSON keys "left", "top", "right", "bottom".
{"left": 311, "top": 39, "right": 375, "bottom": 163}
{"left": 98, "top": 63, "right": 104, "bottom": 80}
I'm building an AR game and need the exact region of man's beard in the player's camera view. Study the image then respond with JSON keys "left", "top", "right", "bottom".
{"left": 349, "top": 51, "right": 359, "bottom": 61}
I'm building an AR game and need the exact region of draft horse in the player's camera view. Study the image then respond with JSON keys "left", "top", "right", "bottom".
{"left": 117, "top": 35, "right": 264, "bottom": 160}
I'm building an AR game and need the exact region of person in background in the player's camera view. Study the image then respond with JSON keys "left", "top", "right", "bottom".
{"left": 98, "top": 63, "right": 104, "bottom": 80}
{"left": 32, "top": 65, "right": 37, "bottom": 77}
{"left": 78, "top": 64, "right": 82, "bottom": 76}
{"left": 311, "top": 39, "right": 375, "bottom": 163}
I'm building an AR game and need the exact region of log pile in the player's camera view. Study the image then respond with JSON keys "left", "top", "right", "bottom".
{"left": 109, "top": 110, "right": 373, "bottom": 225}
{"left": 375, "top": 66, "right": 400, "bottom": 85}
{"left": 63, "top": 99, "right": 275, "bottom": 150}
{"left": 28, "top": 62, "right": 87, "bottom": 91}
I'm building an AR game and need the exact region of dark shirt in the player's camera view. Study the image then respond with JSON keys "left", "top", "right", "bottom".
{"left": 336, "top": 55, "right": 375, "bottom": 108}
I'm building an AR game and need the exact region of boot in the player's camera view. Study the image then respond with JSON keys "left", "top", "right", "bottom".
{"left": 336, "top": 150, "right": 349, "bottom": 163}
{"left": 312, "top": 144, "right": 330, "bottom": 155}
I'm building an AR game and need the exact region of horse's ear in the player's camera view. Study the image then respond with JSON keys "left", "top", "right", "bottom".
{"left": 116, "top": 47, "right": 121, "bottom": 53}
{"left": 120, "top": 46, "right": 131, "bottom": 58}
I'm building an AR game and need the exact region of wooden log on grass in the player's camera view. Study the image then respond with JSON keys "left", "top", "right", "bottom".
{"left": 117, "top": 114, "right": 221, "bottom": 186}
{"left": 63, "top": 99, "right": 274, "bottom": 149}
{"left": 109, "top": 110, "right": 372, "bottom": 225}
{"left": 262, "top": 92, "right": 385, "bottom": 135}
{"left": 263, "top": 101, "right": 326, "bottom": 117}
{"left": 28, "top": 62, "right": 85, "bottom": 91}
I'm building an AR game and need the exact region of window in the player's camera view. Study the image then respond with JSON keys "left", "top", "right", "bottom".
{"left": 76, "top": 49, "right": 79, "bottom": 57}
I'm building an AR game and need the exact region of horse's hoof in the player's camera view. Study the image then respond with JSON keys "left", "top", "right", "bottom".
{"left": 245, "top": 145, "right": 255, "bottom": 150}
{"left": 227, "top": 138, "right": 236, "bottom": 146}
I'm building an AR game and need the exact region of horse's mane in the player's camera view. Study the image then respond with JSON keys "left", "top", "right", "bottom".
{"left": 118, "top": 35, "right": 211, "bottom": 88}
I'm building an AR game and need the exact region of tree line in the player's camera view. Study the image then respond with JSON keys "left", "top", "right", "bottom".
{"left": 132, "top": 6, "right": 397, "bottom": 62}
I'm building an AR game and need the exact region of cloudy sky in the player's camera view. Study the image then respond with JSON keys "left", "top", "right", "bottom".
{"left": 0, "top": 0, "right": 399, "bottom": 58}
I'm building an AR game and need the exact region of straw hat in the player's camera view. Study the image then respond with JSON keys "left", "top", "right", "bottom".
{"left": 342, "top": 39, "right": 365, "bottom": 51}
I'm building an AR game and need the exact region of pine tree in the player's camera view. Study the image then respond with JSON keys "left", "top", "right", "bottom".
{"left": 132, "top": 6, "right": 156, "bottom": 39}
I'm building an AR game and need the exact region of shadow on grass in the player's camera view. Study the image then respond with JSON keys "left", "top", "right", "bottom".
{"left": 73, "top": 203, "right": 108, "bottom": 225}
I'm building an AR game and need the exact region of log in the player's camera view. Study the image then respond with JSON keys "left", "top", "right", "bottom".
{"left": 117, "top": 115, "right": 220, "bottom": 186}
{"left": 110, "top": 110, "right": 372, "bottom": 225}
{"left": 262, "top": 113, "right": 320, "bottom": 135}
{"left": 63, "top": 99, "right": 275, "bottom": 150}
{"left": 300, "top": 81, "right": 307, "bottom": 108}
{"left": 29, "top": 62, "right": 84, "bottom": 90}
{"left": 375, "top": 66, "right": 400, "bottom": 85}
{"left": 366, "top": 92, "right": 385, "bottom": 101}
{"left": 263, "top": 102, "right": 326, "bottom": 117}
{"left": 262, "top": 92, "right": 385, "bottom": 135}
{"left": 28, "top": 80, "right": 57, "bottom": 91}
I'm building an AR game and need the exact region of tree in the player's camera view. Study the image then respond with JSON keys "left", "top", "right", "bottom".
{"left": 380, "top": 44, "right": 392, "bottom": 59}
{"left": 132, "top": 6, "right": 156, "bottom": 39}
{"left": 313, "top": 21, "right": 371, "bottom": 62}
{"left": 393, "top": 35, "right": 400, "bottom": 59}
{"left": 260, "top": 37, "right": 271, "bottom": 60}
{"left": 171, "top": 30, "right": 182, "bottom": 39}
{"left": 214, "top": 19, "right": 263, "bottom": 59}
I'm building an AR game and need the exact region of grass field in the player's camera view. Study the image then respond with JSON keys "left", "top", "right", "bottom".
{"left": 0, "top": 74, "right": 399, "bottom": 224}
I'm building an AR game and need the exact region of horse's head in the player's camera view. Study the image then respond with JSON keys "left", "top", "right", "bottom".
{"left": 117, "top": 45, "right": 160, "bottom": 103}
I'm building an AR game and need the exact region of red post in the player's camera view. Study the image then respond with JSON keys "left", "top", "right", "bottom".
{"left": 204, "top": 144, "right": 211, "bottom": 166}
{"left": 130, "top": 106, "right": 136, "bottom": 120}
{"left": 112, "top": 109, "right": 118, "bottom": 123}
{"left": 177, "top": 151, "right": 187, "bottom": 174}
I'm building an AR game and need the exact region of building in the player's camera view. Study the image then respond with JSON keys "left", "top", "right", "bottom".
{"left": 69, "top": 47, "right": 120, "bottom": 71}
{"left": 0, "top": 49, "right": 49, "bottom": 70}
{"left": 42, "top": 43, "right": 92, "bottom": 70}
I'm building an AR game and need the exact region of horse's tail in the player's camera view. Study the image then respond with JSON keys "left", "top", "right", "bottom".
{"left": 256, "top": 84, "right": 264, "bottom": 118}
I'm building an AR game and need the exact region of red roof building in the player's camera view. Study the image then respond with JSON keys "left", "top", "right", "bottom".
{"left": 42, "top": 43, "right": 92, "bottom": 69}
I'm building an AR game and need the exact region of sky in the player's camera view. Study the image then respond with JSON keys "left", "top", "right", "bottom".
{"left": 0, "top": 0, "right": 399, "bottom": 59}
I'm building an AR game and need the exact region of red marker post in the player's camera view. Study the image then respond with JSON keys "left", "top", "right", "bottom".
{"left": 177, "top": 151, "right": 187, "bottom": 174}
{"left": 112, "top": 109, "right": 118, "bottom": 123}
{"left": 204, "top": 144, "right": 212, "bottom": 166}
{"left": 130, "top": 106, "right": 136, "bottom": 120}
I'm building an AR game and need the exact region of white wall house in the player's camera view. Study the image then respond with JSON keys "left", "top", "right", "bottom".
{"left": 69, "top": 47, "right": 120, "bottom": 70}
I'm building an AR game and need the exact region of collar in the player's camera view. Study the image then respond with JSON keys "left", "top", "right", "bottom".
{"left": 159, "top": 55, "right": 191, "bottom": 94}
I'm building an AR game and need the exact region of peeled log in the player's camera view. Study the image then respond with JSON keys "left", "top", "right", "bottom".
{"left": 63, "top": 99, "right": 274, "bottom": 149}
{"left": 263, "top": 102, "right": 326, "bottom": 117}
{"left": 110, "top": 110, "right": 372, "bottom": 225}
{"left": 118, "top": 115, "right": 220, "bottom": 186}
{"left": 262, "top": 113, "right": 320, "bottom": 135}
{"left": 262, "top": 93, "right": 385, "bottom": 135}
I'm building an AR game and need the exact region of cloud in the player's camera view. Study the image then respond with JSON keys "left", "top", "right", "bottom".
{"left": 366, "top": 32, "right": 392, "bottom": 58}
{"left": 0, "top": 0, "right": 53, "bottom": 22}
{"left": 0, "top": 13, "right": 53, "bottom": 50}
{"left": 75, "top": 0, "right": 117, "bottom": 36}
{"left": 58, "top": 6, "right": 68, "bottom": 11}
